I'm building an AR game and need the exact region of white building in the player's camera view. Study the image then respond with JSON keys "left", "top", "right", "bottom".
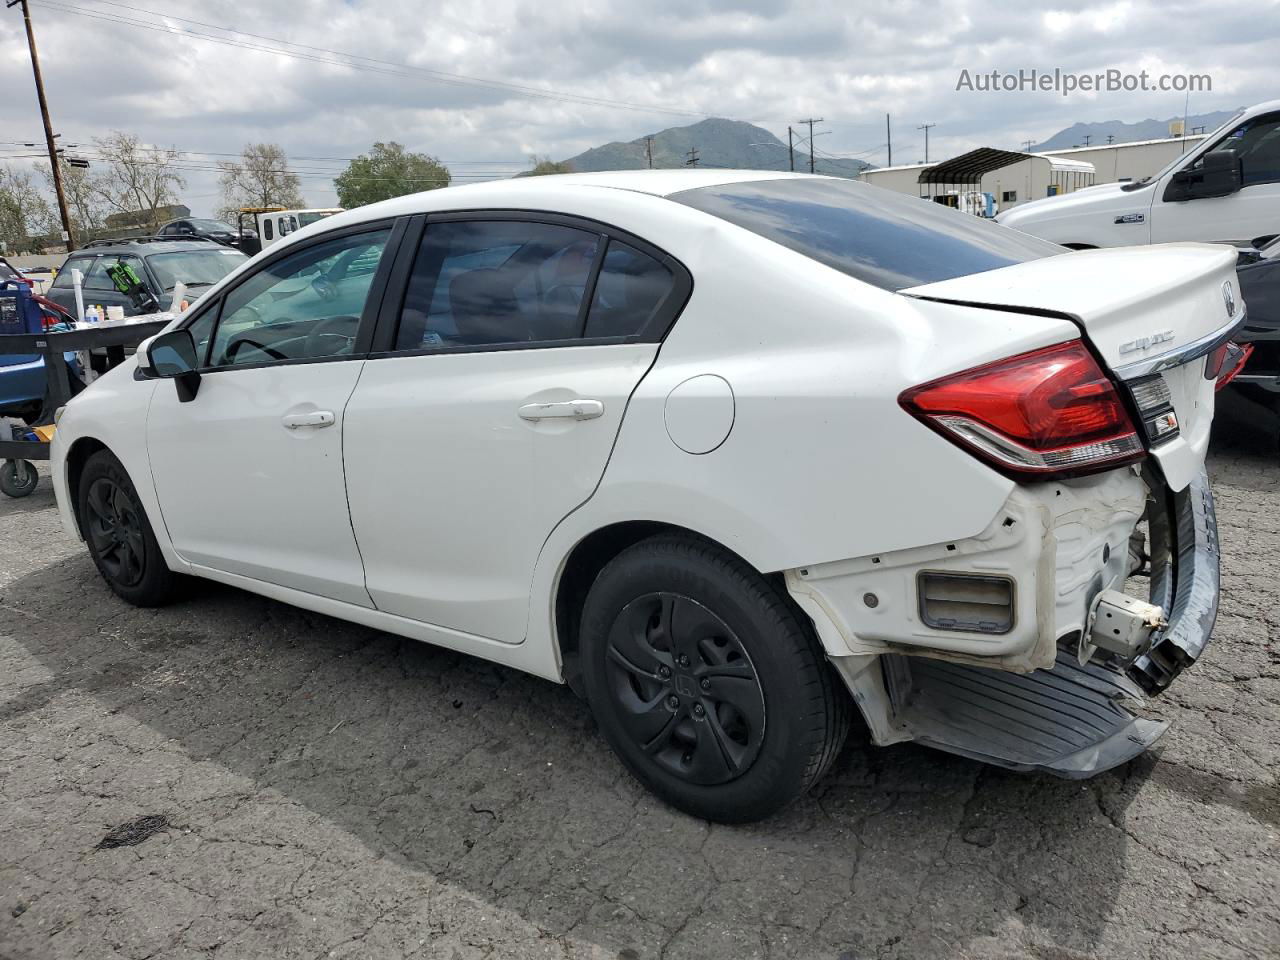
{"left": 860, "top": 149, "right": 1095, "bottom": 212}
{"left": 859, "top": 134, "right": 1208, "bottom": 213}
{"left": 1031, "top": 134, "right": 1207, "bottom": 185}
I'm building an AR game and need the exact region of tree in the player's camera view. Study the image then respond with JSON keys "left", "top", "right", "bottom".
{"left": 0, "top": 166, "right": 54, "bottom": 254}
{"left": 218, "top": 143, "right": 304, "bottom": 219}
{"left": 91, "top": 131, "right": 186, "bottom": 231}
{"left": 519, "top": 155, "right": 574, "bottom": 177}
{"left": 334, "top": 142, "right": 449, "bottom": 208}
{"left": 40, "top": 160, "right": 107, "bottom": 239}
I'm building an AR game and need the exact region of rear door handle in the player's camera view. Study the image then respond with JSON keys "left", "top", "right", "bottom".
{"left": 518, "top": 399, "right": 605, "bottom": 421}
{"left": 282, "top": 410, "right": 336, "bottom": 429}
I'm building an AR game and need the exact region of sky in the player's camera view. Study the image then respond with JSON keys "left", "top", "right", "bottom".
{"left": 2, "top": 0, "right": 1278, "bottom": 217}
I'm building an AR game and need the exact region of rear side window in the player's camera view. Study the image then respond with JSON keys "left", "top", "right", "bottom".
{"left": 52, "top": 256, "right": 96, "bottom": 288}
{"left": 671, "top": 178, "right": 1063, "bottom": 291}
{"left": 584, "top": 241, "right": 675, "bottom": 339}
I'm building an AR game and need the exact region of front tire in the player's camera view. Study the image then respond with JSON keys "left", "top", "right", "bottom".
{"left": 77, "top": 449, "right": 181, "bottom": 606}
{"left": 580, "top": 534, "right": 849, "bottom": 823}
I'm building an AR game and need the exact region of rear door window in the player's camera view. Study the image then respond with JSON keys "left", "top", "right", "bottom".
{"left": 671, "top": 177, "right": 1063, "bottom": 291}
{"left": 393, "top": 220, "right": 602, "bottom": 350}
{"left": 583, "top": 241, "right": 676, "bottom": 339}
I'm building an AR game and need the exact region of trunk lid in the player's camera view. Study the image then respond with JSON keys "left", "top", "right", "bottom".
{"left": 901, "top": 243, "right": 1242, "bottom": 491}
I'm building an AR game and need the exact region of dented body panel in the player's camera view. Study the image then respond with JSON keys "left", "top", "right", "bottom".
{"left": 787, "top": 467, "right": 1146, "bottom": 671}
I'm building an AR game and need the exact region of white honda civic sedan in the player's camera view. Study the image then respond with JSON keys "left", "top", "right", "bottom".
{"left": 51, "top": 171, "right": 1241, "bottom": 822}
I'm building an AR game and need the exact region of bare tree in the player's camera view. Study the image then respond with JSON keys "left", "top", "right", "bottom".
{"left": 40, "top": 160, "right": 107, "bottom": 238}
{"left": 90, "top": 131, "right": 186, "bottom": 231}
{"left": 218, "top": 143, "right": 304, "bottom": 219}
{"left": 0, "top": 166, "right": 55, "bottom": 254}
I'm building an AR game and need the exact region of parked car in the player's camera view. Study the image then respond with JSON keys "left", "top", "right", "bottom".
{"left": 1220, "top": 235, "right": 1280, "bottom": 422}
{"left": 997, "top": 98, "right": 1280, "bottom": 249}
{"left": 156, "top": 217, "right": 255, "bottom": 250}
{"left": 50, "top": 172, "right": 1239, "bottom": 822}
{"left": 43, "top": 237, "right": 248, "bottom": 319}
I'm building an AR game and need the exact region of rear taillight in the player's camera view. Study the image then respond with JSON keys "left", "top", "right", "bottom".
{"left": 899, "top": 340, "right": 1144, "bottom": 479}
{"left": 1206, "top": 341, "right": 1251, "bottom": 390}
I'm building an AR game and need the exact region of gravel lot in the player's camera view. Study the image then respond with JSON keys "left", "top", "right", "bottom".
{"left": 2, "top": 398, "right": 1277, "bottom": 960}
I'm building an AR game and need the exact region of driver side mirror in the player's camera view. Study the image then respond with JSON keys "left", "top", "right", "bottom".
{"left": 140, "top": 329, "right": 202, "bottom": 402}
{"left": 1168, "top": 150, "right": 1243, "bottom": 201}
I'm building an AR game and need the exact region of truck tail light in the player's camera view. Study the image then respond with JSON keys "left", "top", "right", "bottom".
{"left": 899, "top": 339, "right": 1144, "bottom": 479}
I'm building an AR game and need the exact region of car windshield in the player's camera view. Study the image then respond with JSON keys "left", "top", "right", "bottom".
{"left": 146, "top": 248, "right": 247, "bottom": 291}
{"left": 190, "top": 219, "right": 237, "bottom": 232}
{"left": 671, "top": 177, "right": 1063, "bottom": 291}
{"left": 0, "top": 259, "right": 20, "bottom": 281}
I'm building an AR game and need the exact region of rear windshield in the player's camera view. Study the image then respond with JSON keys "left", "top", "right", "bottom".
{"left": 670, "top": 177, "right": 1063, "bottom": 291}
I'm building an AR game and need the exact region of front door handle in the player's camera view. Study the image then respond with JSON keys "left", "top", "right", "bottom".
{"left": 282, "top": 410, "right": 336, "bottom": 430}
{"left": 518, "top": 399, "right": 605, "bottom": 422}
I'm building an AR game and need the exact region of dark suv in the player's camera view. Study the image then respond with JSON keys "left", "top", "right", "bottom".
{"left": 156, "top": 217, "right": 254, "bottom": 249}
{"left": 44, "top": 237, "right": 247, "bottom": 318}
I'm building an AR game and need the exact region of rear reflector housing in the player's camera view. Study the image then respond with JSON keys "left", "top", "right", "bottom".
{"left": 900, "top": 340, "right": 1145, "bottom": 479}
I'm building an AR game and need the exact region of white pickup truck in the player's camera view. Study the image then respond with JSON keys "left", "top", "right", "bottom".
{"left": 999, "top": 99, "right": 1280, "bottom": 250}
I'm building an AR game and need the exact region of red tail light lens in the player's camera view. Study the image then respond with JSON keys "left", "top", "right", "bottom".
{"left": 900, "top": 340, "right": 1144, "bottom": 478}
{"left": 1207, "top": 341, "right": 1251, "bottom": 390}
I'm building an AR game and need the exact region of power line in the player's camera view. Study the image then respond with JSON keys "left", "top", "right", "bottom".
{"left": 35, "top": 0, "right": 737, "bottom": 122}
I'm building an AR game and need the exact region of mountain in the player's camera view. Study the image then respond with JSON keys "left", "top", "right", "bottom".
{"left": 559, "top": 118, "right": 872, "bottom": 177}
{"left": 1032, "top": 109, "right": 1242, "bottom": 151}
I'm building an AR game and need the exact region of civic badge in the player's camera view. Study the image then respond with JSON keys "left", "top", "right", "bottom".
{"left": 1223, "top": 280, "right": 1236, "bottom": 318}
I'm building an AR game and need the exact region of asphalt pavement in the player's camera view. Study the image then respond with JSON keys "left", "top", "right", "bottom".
{"left": 1, "top": 405, "right": 1277, "bottom": 959}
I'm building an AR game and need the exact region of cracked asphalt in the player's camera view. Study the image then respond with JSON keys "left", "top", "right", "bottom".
{"left": 2, "top": 395, "right": 1278, "bottom": 960}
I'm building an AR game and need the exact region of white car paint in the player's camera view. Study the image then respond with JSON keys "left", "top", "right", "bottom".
{"left": 998, "top": 100, "right": 1280, "bottom": 249}
{"left": 49, "top": 170, "right": 1236, "bottom": 778}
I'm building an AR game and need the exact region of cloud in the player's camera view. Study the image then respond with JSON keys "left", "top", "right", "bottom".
{"left": 1, "top": 0, "right": 1276, "bottom": 214}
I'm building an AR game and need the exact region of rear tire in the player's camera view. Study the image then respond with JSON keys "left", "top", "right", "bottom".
{"left": 580, "top": 533, "right": 849, "bottom": 823}
{"left": 77, "top": 449, "right": 181, "bottom": 606}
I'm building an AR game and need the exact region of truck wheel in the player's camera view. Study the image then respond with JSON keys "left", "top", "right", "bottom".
{"left": 579, "top": 533, "right": 849, "bottom": 823}
{"left": 0, "top": 459, "right": 38, "bottom": 498}
{"left": 77, "top": 449, "right": 181, "bottom": 606}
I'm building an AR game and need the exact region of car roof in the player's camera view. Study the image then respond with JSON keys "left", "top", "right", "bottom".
{"left": 69, "top": 238, "right": 240, "bottom": 256}
{"left": 301, "top": 169, "right": 822, "bottom": 237}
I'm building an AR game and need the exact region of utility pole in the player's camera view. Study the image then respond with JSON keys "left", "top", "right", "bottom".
{"left": 798, "top": 117, "right": 823, "bottom": 173}
{"left": 10, "top": 0, "right": 74, "bottom": 252}
{"left": 1106, "top": 134, "right": 1115, "bottom": 144}
{"left": 917, "top": 122, "right": 936, "bottom": 164}
{"left": 787, "top": 126, "right": 795, "bottom": 171}
{"left": 886, "top": 113, "right": 892, "bottom": 166}
{"left": 685, "top": 147, "right": 699, "bottom": 167}
{"left": 1082, "top": 134, "right": 1092, "bottom": 146}
{"left": 1021, "top": 139, "right": 1034, "bottom": 152}
{"left": 644, "top": 136, "right": 654, "bottom": 169}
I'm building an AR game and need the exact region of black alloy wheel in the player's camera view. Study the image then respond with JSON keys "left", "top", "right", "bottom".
{"left": 604, "top": 592, "right": 766, "bottom": 785}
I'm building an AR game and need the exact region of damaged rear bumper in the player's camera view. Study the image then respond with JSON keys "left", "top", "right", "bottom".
{"left": 804, "top": 466, "right": 1220, "bottom": 778}
{"left": 1129, "top": 467, "right": 1221, "bottom": 693}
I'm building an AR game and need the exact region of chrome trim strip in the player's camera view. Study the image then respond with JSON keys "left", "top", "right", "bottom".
{"left": 1112, "top": 310, "right": 1248, "bottom": 380}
